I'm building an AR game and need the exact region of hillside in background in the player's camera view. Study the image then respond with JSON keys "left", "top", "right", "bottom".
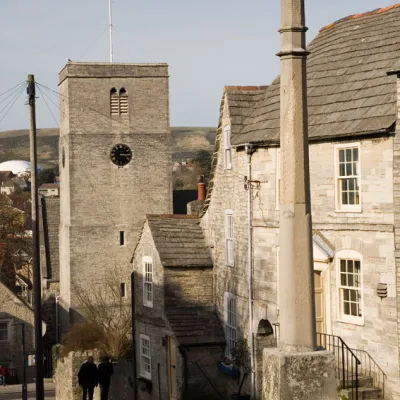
{"left": 0, "top": 127, "right": 216, "bottom": 168}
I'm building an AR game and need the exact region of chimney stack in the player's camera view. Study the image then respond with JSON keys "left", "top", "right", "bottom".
{"left": 197, "top": 175, "right": 205, "bottom": 201}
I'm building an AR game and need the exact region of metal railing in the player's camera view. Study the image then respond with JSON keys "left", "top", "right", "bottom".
{"left": 350, "top": 348, "right": 386, "bottom": 398}
{"left": 317, "top": 333, "right": 361, "bottom": 400}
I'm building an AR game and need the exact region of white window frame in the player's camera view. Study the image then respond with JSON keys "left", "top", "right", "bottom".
{"left": 334, "top": 143, "right": 362, "bottom": 213}
{"left": 336, "top": 249, "right": 364, "bottom": 326}
{"left": 224, "top": 292, "right": 237, "bottom": 358}
{"left": 139, "top": 334, "right": 152, "bottom": 379}
{"left": 0, "top": 320, "right": 11, "bottom": 343}
{"left": 276, "top": 149, "right": 281, "bottom": 210}
{"left": 276, "top": 246, "right": 280, "bottom": 311}
{"left": 143, "top": 256, "right": 153, "bottom": 308}
{"left": 224, "top": 210, "right": 234, "bottom": 266}
{"left": 223, "top": 125, "right": 232, "bottom": 170}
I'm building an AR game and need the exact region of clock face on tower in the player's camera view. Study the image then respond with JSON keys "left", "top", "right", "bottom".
{"left": 110, "top": 144, "right": 132, "bottom": 166}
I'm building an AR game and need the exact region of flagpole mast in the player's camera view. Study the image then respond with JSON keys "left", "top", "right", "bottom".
{"left": 109, "top": 0, "right": 113, "bottom": 62}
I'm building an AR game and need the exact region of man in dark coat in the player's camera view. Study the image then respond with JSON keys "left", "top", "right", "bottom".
{"left": 97, "top": 356, "right": 114, "bottom": 400}
{"left": 78, "top": 356, "right": 98, "bottom": 400}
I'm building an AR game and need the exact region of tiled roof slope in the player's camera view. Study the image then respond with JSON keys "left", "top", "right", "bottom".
{"left": 166, "top": 307, "right": 225, "bottom": 346}
{"left": 225, "top": 86, "right": 268, "bottom": 137}
{"left": 146, "top": 215, "right": 212, "bottom": 268}
{"left": 232, "top": 4, "right": 400, "bottom": 145}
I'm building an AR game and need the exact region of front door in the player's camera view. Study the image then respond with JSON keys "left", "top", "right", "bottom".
{"left": 168, "top": 336, "right": 177, "bottom": 400}
{"left": 314, "top": 271, "right": 326, "bottom": 334}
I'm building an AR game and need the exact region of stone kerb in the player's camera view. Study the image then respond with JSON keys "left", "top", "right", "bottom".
{"left": 55, "top": 349, "right": 100, "bottom": 400}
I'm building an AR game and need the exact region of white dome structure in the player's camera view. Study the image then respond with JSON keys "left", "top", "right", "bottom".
{"left": 0, "top": 160, "right": 31, "bottom": 175}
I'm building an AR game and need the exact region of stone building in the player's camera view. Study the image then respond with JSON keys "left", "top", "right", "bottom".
{"left": 38, "top": 183, "right": 60, "bottom": 197}
{"left": 0, "top": 281, "right": 36, "bottom": 383}
{"left": 200, "top": 5, "right": 400, "bottom": 399}
{"left": 57, "top": 62, "right": 172, "bottom": 332}
{"left": 131, "top": 214, "right": 226, "bottom": 399}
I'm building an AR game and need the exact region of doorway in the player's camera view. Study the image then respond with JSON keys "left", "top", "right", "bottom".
{"left": 168, "top": 336, "right": 177, "bottom": 400}
{"left": 314, "top": 271, "right": 326, "bottom": 334}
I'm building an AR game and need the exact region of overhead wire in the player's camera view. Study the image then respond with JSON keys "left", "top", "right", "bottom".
{"left": 0, "top": 81, "right": 27, "bottom": 99}
{"left": 0, "top": 84, "right": 27, "bottom": 128}
{"left": 78, "top": 26, "right": 112, "bottom": 62}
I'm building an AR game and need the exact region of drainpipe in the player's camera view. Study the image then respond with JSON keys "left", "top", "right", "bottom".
{"left": 245, "top": 144, "right": 255, "bottom": 399}
{"left": 130, "top": 272, "right": 137, "bottom": 400}
{"left": 55, "top": 296, "right": 60, "bottom": 344}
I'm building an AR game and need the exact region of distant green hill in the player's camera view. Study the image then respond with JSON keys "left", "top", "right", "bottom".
{"left": 0, "top": 127, "right": 216, "bottom": 169}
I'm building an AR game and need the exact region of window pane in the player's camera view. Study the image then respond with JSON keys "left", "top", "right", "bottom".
{"left": 342, "top": 179, "right": 348, "bottom": 191}
{"left": 343, "top": 289, "right": 350, "bottom": 301}
{"left": 350, "top": 302, "right": 358, "bottom": 316}
{"left": 350, "top": 290, "right": 357, "bottom": 302}
{"left": 347, "top": 260, "right": 353, "bottom": 273}
{"left": 353, "top": 162, "right": 358, "bottom": 176}
{"left": 0, "top": 331, "right": 7, "bottom": 341}
{"left": 349, "top": 179, "right": 355, "bottom": 191}
{"left": 342, "top": 192, "right": 348, "bottom": 205}
{"left": 348, "top": 274, "right": 354, "bottom": 287}
{"left": 340, "top": 273, "right": 347, "bottom": 286}
{"left": 339, "top": 149, "right": 344, "bottom": 162}
{"left": 349, "top": 192, "right": 355, "bottom": 204}
{"left": 346, "top": 149, "right": 352, "bottom": 162}
{"left": 344, "top": 300, "right": 350, "bottom": 315}
{"left": 339, "top": 163, "right": 345, "bottom": 176}
{"left": 353, "top": 148, "right": 358, "bottom": 162}
{"left": 340, "top": 260, "right": 346, "bottom": 272}
{"left": 346, "top": 163, "right": 352, "bottom": 176}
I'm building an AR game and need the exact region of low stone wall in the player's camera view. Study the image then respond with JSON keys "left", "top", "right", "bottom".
{"left": 55, "top": 351, "right": 100, "bottom": 400}
{"left": 55, "top": 351, "right": 135, "bottom": 400}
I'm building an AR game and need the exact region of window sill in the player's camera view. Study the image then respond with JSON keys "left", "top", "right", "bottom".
{"left": 334, "top": 208, "right": 362, "bottom": 214}
{"left": 226, "top": 264, "right": 234, "bottom": 268}
{"left": 336, "top": 318, "right": 364, "bottom": 327}
{"left": 143, "top": 303, "right": 153, "bottom": 309}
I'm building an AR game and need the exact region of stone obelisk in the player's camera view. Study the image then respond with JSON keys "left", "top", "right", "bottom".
{"left": 278, "top": 0, "right": 315, "bottom": 353}
{"left": 262, "top": 1, "right": 337, "bottom": 398}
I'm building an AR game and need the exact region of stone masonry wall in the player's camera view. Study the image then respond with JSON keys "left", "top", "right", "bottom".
{"left": 0, "top": 283, "right": 35, "bottom": 383}
{"left": 164, "top": 267, "right": 213, "bottom": 307}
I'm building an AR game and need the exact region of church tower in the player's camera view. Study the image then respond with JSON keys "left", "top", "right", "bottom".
{"left": 58, "top": 62, "right": 172, "bottom": 327}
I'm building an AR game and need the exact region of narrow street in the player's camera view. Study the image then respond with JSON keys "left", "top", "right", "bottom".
{"left": 0, "top": 383, "right": 55, "bottom": 400}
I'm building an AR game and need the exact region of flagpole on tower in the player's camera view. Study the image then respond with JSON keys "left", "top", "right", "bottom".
{"left": 109, "top": 0, "right": 113, "bottom": 62}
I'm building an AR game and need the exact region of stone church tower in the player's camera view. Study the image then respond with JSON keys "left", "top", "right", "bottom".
{"left": 58, "top": 62, "right": 172, "bottom": 328}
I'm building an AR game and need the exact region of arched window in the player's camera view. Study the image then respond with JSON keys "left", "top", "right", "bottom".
{"left": 119, "top": 88, "right": 128, "bottom": 116}
{"left": 257, "top": 319, "right": 274, "bottom": 336}
{"left": 110, "top": 88, "right": 119, "bottom": 115}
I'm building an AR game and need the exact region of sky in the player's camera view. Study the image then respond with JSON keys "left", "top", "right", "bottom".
{"left": 0, "top": 0, "right": 395, "bottom": 131}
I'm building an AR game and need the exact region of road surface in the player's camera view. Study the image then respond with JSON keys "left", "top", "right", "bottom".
{"left": 0, "top": 383, "right": 55, "bottom": 400}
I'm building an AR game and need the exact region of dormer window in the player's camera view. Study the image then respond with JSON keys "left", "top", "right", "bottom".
{"left": 110, "top": 87, "right": 129, "bottom": 116}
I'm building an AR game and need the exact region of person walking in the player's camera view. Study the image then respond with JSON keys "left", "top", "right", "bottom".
{"left": 97, "top": 356, "right": 113, "bottom": 400}
{"left": 0, "top": 365, "right": 7, "bottom": 386}
{"left": 78, "top": 356, "right": 98, "bottom": 400}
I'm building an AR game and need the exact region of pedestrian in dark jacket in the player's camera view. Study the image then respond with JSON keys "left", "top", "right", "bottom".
{"left": 98, "top": 356, "right": 114, "bottom": 400}
{"left": 78, "top": 356, "right": 98, "bottom": 400}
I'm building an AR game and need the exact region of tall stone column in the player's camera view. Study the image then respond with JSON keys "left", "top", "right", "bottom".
{"left": 262, "top": 1, "right": 337, "bottom": 398}
{"left": 277, "top": 0, "right": 315, "bottom": 353}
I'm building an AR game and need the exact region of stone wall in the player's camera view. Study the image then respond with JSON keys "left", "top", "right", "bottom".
{"left": 164, "top": 267, "right": 213, "bottom": 307}
{"left": 0, "top": 282, "right": 35, "bottom": 383}
{"left": 55, "top": 351, "right": 100, "bottom": 400}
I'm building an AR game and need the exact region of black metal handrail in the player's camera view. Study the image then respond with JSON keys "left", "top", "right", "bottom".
{"left": 317, "top": 333, "right": 361, "bottom": 400}
{"left": 350, "top": 348, "right": 386, "bottom": 398}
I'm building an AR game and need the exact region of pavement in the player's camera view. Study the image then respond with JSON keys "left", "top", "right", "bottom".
{"left": 0, "top": 382, "right": 55, "bottom": 400}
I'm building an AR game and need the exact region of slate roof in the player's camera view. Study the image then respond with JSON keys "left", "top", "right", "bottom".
{"left": 224, "top": 86, "right": 268, "bottom": 137}
{"left": 166, "top": 307, "right": 225, "bottom": 347}
{"left": 146, "top": 215, "right": 213, "bottom": 268}
{"left": 232, "top": 4, "right": 400, "bottom": 145}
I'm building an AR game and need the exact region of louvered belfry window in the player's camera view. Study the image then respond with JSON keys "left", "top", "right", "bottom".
{"left": 110, "top": 88, "right": 119, "bottom": 115}
{"left": 119, "top": 88, "right": 128, "bottom": 115}
{"left": 110, "top": 87, "right": 129, "bottom": 116}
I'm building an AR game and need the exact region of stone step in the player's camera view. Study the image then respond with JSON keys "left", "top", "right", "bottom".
{"left": 340, "top": 386, "right": 382, "bottom": 400}
{"left": 337, "top": 374, "right": 374, "bottom": 388}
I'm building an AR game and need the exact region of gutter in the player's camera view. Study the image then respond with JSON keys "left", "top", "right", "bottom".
{"left": 245, "top": 143, "right": 255, "bottom": 400}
